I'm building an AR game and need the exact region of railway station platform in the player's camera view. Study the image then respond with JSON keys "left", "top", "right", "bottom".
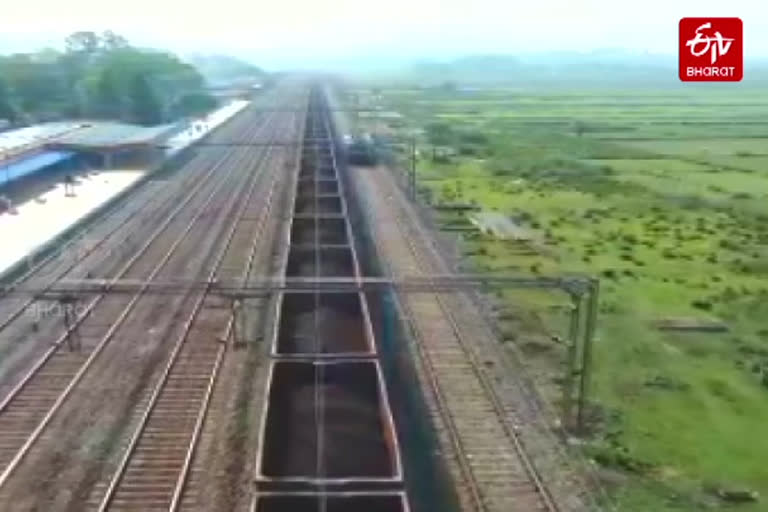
{"left": 0, "top": 169, "right": 145, "bottom": 274}
{"left": 0, "top": 100, "right": 250, "bottom": 278}
{"left": 0, "top": 122, "right": 85, "bottom": 164}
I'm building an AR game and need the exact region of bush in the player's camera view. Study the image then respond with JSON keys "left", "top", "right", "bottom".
{"left": 661, "top": 249, "right": 677, "bottom": 259}
{"left": 623, "top": 234, "right": 638, "bottom": 244}
{"left": 425, "top": 122, "right": 454, "bottom": 145}
{"left": 173, "top": 92, "right": 218, "bottom": 117}
{"left": 458, "top": 131, "right": 489, "bottom": 145}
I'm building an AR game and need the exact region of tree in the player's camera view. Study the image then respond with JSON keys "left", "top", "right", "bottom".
{"left": 95, "top": 68, "right": 122, "bottom": 118}
{"left": 173, "top": 92, "right": 218, "bottom": 118}
{"left": 131, "top": 74, "right": 163, "bottom": 125}
{"left": 441, "top": 80, "right": 458, "bottom": 92}
{"left": 101, "top": 30, "right": 129, "bottom": 51}
{"left": 186, "top": 55, "right": 263, "bottom": 84}
{"left": 0, "top": 78, "right": 17, "bottom": 122}
{"left": 0, "top": 55, "right": 65, "bottom": 115}
{"left": 93, "top": 48, "right": 205, "bottom": 122}
{"left": 65, "top": 31, "right": 100, "bottom": 55}
{"left": 31, "top": 48, "right": 61, "bottom": 64}
{"left": 426, "top": 121, "right": 454, "bottom": 146}
{"left": 61, "top": 32, "right": 101, "bottom": 109}
{"left": 0, "top": 31, "right": 218, "bottom": 124}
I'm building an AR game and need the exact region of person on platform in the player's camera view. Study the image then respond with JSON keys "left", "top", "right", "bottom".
{"left": 64, "top": 174, "right": 75, "bottom": 197}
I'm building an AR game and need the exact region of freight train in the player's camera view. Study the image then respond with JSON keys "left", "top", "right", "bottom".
{"left": 342, "top": 133, "right": 378, "bottom": 165}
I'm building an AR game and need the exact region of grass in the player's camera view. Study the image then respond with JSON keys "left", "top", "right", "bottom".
{"left": 582, "top": 159, "right": 768, "bottom": 201}
{"left": 354, "top": 85, "right": 768, "bottom": 511}
{"left": 620, "top": 139, "right": 768, "bottom": 157}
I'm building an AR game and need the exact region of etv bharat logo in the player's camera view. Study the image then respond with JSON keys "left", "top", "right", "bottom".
{"left": 679, "top": 17, "right": 743, "bottom": 82}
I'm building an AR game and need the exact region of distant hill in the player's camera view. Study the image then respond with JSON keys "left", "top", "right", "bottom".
{"left": 404, "top": 52, "right": 768, "bottom": 87}
{"left": 186, "top": 54, "right": 265, "bottom": 87}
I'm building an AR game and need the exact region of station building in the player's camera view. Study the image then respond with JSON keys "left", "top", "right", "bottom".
{"left": 0, "top": 121, "right": 177, "bottom": 195}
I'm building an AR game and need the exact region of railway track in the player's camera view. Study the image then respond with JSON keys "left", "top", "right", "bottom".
{"left": 357, "top": 167, "right": 561, "bottom": 512}
{"left": 0, "top": 83, "right": 580, "bottom": 512}
{"left": 249, "top": 89, "right": 409, "bottom": 512}
{"left": 0, "top": 109, "right": 268, "bottom": 392}
{"left": 0, "top": 107, "right": 262, "bottom": 310}
{"left": 93, "top": 105, "right": 299, "bottom": 512}
{"left": 0, "top": 99, "right": 292, "bottom": 497}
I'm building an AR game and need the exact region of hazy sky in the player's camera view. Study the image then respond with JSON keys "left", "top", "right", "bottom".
{"left": 2, "top": 0, "right": 767, "bottom": 66}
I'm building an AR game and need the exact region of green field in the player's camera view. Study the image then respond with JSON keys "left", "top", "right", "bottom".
{"left": 354, "top": 86, "right": 768, "bottom": 511}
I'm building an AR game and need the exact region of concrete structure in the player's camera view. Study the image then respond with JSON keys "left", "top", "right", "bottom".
{"left": 0, "top": 150, "right": 76, "bottom": 188}
{"left": 469, "top": 211, "right": 533, "bottom": 241}
{"left": 163, "top": 100, "right": 249, "bottom": 156}
{"left": 0, "top": 100, "right": 250, "bottom": 277}
{"left": 0, "top": 170, "right": 145, "bottom": 274}
{"left": 0, "top": 122, "right": 84, "bottom": 162}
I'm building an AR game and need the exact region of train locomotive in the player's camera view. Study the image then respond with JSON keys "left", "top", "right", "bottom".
{"left": 342, "top": 133, "right": 379, "bottom": 166}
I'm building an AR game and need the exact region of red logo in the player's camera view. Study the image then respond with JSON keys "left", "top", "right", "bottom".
{"left": 679, "top": 17, "right": 743, "bottom": 82}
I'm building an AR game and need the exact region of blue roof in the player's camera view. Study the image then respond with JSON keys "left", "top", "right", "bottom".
{"left": 0, "top": 150, "right": 75, "bottom": 187}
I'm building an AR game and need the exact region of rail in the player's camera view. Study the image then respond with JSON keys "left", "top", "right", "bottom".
{"left": 0, "top": 108, "right": 275, "bottom": 490}
{"left": 96, "top": 104, "right": 296, "bottom": 512}
{"left": 363, "top": 168, "right": 560, "bottom": 511}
